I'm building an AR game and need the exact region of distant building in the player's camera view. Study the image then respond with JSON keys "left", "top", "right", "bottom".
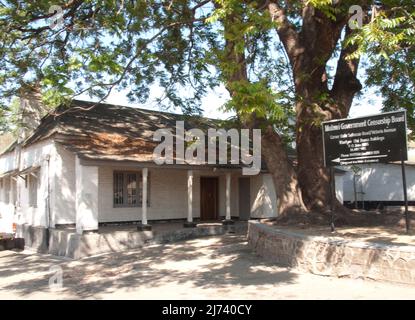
{"left": 342, "top": 141, "right": 415, "bottom": 210}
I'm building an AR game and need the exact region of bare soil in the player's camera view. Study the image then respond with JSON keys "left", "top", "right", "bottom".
{"left": 263, "top": 209, "right": 415, "bottom": 247}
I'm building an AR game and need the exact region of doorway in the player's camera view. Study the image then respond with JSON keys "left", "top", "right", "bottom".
{"left": 200, "top": 177, "right": 219, "bottom": 221}
{"left": 238, "top": 177, "right": 251, "bottom": 220}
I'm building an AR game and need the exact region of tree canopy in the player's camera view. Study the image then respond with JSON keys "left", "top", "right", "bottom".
{"left": 0, "top": 1, "right": 413, "bottom": 127}
{"left": 1, "top": 0, "right": 414, "bottom": 215}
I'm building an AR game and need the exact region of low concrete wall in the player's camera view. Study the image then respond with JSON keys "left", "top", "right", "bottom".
{"left": 0, "top": 238, "right": 25, "bottom": 251}
{"left": 18, "top": 223, "right": 246, "bottom": 259}
{"left": 16, "top": 224, "right": 49, "bottom": 253}
{"left": 248, "top": 221, "right": 415, "bottom": 285}
{"left": 49, "top": 228, "right": 154, "bottom": 259}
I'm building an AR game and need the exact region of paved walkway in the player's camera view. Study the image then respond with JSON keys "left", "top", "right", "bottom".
{"left": 0, "top": 234, "right": 414, "bottom": 299}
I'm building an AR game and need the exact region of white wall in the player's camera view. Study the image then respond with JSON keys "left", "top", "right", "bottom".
{"left": 0, "top": 138, "right": 288, "bottom": 228}
{"left": 342, "top": 163, "right": 415, "bottom": 202}
{"left": 0, "top": 148, "right": 19, "bottom": 233}
{"left": 19, "top": 140, "right": 56, "bottom": 227}
{"left": 335, "top": 174, "right": 344, "bottom": 203}
{"left": 0, "top": 140, "right": 58, "bottom": 231}
{"left": 52, "top": 144, "right": 76, "bottom": 225}
{"left": 98, "top": 167, "right": 241, "bottom": 223}
{"left": 76, "top": 157, "right": 98, "bottom": 233}
{"left": 0, "top": 148, "right": 18, "bottom": 175}
{"left": 99, "top": 167, "right": 187, "bottom": 222}
{"left": 0, "top": 176, "right": 14, "bottom": 233}
{"left": 407, "top": 147, "right": 415, "bottom": 162}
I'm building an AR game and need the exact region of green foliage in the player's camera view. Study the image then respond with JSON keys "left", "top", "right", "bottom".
{"left": 209, "top": 0, "right": 295, "bottom": 141}
{"left": 1, "top": 97, "right": 20, "bottom": 135}
{"left": 0, "top": 0, "right": 218, "bottom": 115}
{"left": 0, "top": 0, "right": 414, "bottom": 146}
{"left": 347, "top": 1, "right": 415, "bottom": 134}
{"left": 306, "top": 0, "right": 341, "bottom": 20}
{"left": 224, "top": 80, "right": 289, "bottom": 120}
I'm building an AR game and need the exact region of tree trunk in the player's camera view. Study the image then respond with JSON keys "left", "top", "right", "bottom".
{"left": 262, "top": 125, "right": 307, "bottom": 216}
{"left": 294, "top": 25, "right": 362, "bottom": 212}
{"left": 219, "top": 5, "right": 309, "bottom": 217}
{"left": 296, "top": 104, "right": 332, "bottom": 211}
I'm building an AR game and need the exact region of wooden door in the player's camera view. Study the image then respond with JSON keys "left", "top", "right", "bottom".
{"left": 239, "top": 177, "right": 251, "bottom": 220}
{"left": 200, "top": 177, "right": 219, "bottom": 221}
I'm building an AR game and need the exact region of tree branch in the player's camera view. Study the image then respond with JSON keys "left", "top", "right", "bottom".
{"left": 330, "top": 28, "right": 363, "bottom": 117}
{"left": 267, "top": 0, "right": 300, "bottom": 67}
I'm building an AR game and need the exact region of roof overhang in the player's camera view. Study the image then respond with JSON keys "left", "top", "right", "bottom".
{"left": 79, "top": 157, "right": 245, "bottom": 170}
{"left": 0, "top": 169, "right": 19, "bottom": 178}
{"left": 19, "top": 166, "right": 40, "bottom": 176}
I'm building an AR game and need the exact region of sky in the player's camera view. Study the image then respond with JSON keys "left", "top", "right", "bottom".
{"left": 78, "top": 82, "right": 383, "bottom": 121}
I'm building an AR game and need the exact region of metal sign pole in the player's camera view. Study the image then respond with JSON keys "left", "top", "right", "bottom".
{"left": 330, "top": 167, "right": 335, "bottom": 232}
{"left": 400, "top": 149, "right": 410, "bottom": 233}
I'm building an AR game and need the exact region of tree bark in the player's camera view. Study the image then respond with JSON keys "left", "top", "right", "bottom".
{"left": 296, "top": 25, "right": 362, "bottom": 211}
{"left": 221, "top": 1, "right": 365, "bottom": 216}
{"left": 262, "top": 125, "right": 307, "bottom": 216}
{"left": 267, "top": 1, "right": 364, "bottom": 212}
{"left": 221, "top": 4, "right": 307, "bottom": 216}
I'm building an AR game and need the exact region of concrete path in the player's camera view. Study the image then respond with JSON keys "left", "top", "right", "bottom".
{"left": 0, "top": 234, "right": 414, "bottom": 299}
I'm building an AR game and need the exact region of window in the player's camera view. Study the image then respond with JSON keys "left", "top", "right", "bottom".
{"left": 113, "top": 171, "right": 150, "bottom": 207}
{"left": 114, "top": 172, "right": 124, "bottom": 205}
{"left": 29, "top": 170, "right": 39, "bottom": 208}
{"left": 126, "top": 173, "right": 138, "bottom": 205}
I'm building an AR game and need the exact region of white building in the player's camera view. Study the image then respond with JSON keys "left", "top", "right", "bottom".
{"left": 0, "top": 99, "right": 282, "bottom": 237}
{"left": 342, "top": 161, "right": 415, "bottom": 210}
{"left": 341, "top": 140, "right": 415, "bottom": 210}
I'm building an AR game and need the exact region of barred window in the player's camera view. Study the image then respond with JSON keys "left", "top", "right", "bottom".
{"left": 113, "top": 171, "right": 150, "bottom": 207}
{"left": 114, "top": 172, "right": 124, "bottom": 205}
{"left": 126, "top": 173, "right": 137, "bottom": 205}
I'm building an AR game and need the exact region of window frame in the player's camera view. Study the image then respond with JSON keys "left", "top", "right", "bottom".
{"left": 113, "top": 171, "right": 150, "bottom": 208}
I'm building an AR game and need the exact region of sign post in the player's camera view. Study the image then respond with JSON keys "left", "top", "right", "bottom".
{"left": 322, "top": 110, "right": 409, "bottom": 232}
{"left": 329, "top": 167, "right": 335, "bottom": 232}
{"left": 401, "top": 149, "right": 410, "bottom": 233}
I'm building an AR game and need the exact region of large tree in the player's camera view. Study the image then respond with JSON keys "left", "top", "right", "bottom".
{"left": 0, "top": 0, "right": 414, "bottom": 217}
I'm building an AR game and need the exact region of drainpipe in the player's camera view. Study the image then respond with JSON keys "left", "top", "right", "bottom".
{"left": 15, "top": 143, "right": 22, "bottom": 231}
{"left": 45, "top": 154, "right": 51, "bottom": 248}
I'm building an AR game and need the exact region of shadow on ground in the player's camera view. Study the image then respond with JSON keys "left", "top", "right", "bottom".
{"left": 0, "top": 234, "right": 297, "bottom": 299}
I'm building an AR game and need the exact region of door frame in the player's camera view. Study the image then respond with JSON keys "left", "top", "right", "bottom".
{"left": 200, "top": 176, "right": 219, "bottom": 221}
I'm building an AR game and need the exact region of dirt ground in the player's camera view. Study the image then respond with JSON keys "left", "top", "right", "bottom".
{"left": 0, "top": 234, "right": 414, "bottom": 300}
{"left": 265, "top": 224, "right": 415, "bottom": 246}
{"left": 265, "top": 209, "right": 415, "bottom": 246}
